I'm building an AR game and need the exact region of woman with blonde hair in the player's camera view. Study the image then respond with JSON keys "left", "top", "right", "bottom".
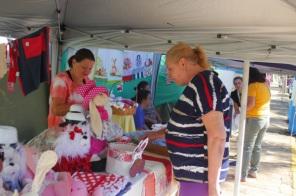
{"left": 165, "top": 43, "right": 230, "bottom": 196}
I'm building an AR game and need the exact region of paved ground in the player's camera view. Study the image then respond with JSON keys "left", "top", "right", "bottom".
{"left": 221, "top": 87, "right": 295, "bottom": 196}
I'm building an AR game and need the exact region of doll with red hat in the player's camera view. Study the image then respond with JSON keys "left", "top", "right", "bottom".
{"left": 75, "top": 81, "right": 123, "bottom": 141}
{"left": 53, "top": 104, "right": 107, "bottom": 174}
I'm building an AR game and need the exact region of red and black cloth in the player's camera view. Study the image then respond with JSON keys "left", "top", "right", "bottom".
{"left": 7, "top": 40, "right": 19, "bottom": 93}
{"left": 7, "top": 27, "right": 50, "bottom": 95}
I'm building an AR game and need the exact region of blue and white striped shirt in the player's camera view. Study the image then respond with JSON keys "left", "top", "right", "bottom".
{"left": 166, "top": 70, "right": 230, "bottom": 183}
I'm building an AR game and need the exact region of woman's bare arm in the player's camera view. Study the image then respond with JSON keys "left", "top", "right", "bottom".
{"left": 202, "top": 111, "right": 226, "bottom": 196}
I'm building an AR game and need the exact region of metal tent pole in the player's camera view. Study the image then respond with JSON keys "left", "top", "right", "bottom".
{"left": 233, "top": 61, "right": 250, "bottom": 196}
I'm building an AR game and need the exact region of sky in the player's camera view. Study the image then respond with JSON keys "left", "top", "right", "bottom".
{"left": 0, "top": 36, "right": 8, "bottom": 44}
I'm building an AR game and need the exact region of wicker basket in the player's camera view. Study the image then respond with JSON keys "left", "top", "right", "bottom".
{"left": 111, "top": 105, "right": 136, "bottom": 116}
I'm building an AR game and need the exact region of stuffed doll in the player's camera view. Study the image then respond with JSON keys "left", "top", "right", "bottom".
{"left": 0, "top": 126, "right": 33, "bottom": 194}
{"left": 53, "top": 107, "right": 92, "bottom": 174}
{"left": 75, "top": 81, "right": 123, "bottom": 141}
{"left": 0, "top": 145, "right": 32, "bottom": 194}
{"left": 53, "top": 105, "right": 107, "bottom": 174}
{"left": 75, "top": 81, "right": 110, "bottom": 121}
{"left": 0, "top": 126, "right": 82, "bottom": 196}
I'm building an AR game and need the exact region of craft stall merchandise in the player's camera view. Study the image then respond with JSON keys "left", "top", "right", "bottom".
{"left": 4, "top": 27, "right": 50, "bottom": 96}
{"left": 0, "top": 102, "right": 176, "bottom": 196}
{"left": 0, "top": 82, "right": 175, "bottom": 196}
{"left": 0, "top": 26, "right": 176, "bottom": 196}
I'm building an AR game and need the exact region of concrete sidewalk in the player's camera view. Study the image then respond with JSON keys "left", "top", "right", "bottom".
{"left": 221, "top": 87, "right": 295, "bottom": 196}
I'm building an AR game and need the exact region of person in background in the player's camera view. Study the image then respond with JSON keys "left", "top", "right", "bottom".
{"left": 136, "top": 81, "right": 150, "bottom": 92}
{"left": 48, "top": 48, "right": 95, "bottom": 129}
{"left": 134, "top": 90, "right": 151, "bottom": 130}
{"left": 231, "top": 76, "right": 243, "bottom": 117}
{"left": 133, "top": 81, "right": 162, "bottom": 128}
{"left": 241, "top": 67, "right": 271, "bottom": 182}
{"left": 165, "top": 42, "right": 230, "bottom": 196}
{"left": 132, "top": 81, "right": 150, "bottom": 102}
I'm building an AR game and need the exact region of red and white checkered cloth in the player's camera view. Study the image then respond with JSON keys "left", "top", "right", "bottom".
{"left": 72, "top": 172, "right": 129, "bottom": 196}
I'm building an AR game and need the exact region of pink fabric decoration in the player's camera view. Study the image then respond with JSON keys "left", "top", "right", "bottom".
{"left": 42, "top": 172, "right": 73, "bottom": 196}
{"left": 69, "top": 179, "right": 88, "bottom": 196}
{"left": 96, "top": 106, "right": 109, "bottom": 121}
{"left": 24, "top": 147, "right": 74, "bottom": 196}
{"left": 89, "top": 137, "right": 107, "bottom": 156}
{"left": 75, "top": 81, "right": 109, "bottom": 121}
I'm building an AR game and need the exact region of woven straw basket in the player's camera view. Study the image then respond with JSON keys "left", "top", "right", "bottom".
{"left": 111, "top": 106, "right": 136, "bottom": 116}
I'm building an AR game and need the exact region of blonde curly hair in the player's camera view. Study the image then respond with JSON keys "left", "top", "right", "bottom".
{"left": 166, "top": 42, "right": 210, "bottom": 69}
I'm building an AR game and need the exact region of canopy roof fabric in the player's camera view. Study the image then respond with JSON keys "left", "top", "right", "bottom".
{"left": 210, "top": 57, "right": 296, "bottom": 74}
{"left": 0, "top": 0, "right": 296, "bottom": 67}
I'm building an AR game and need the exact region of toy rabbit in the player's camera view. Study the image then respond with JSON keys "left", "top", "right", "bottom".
{"left": 111, "top": 58, "right": 118, "bottom": 76}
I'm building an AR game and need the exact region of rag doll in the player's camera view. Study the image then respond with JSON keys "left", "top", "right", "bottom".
{"left": 75, "top": 81, "right": 110, "bottom": 122}
{"left": 0, "top": 126, "right": 33, "bottom": 195}
{"left": 53, "top": 105, "right": 106, "bottom": 174}
{"left": 75, "top": 82, "right": 123, "bottom": 141}
{"left": 0, "top": 145, "right": 32, "bottom": 194}
{"left": 54, "top": 121, "right": 92, "bottom": 174}
{"left": 0, "top": 126, "right": 77, "bottom": 196}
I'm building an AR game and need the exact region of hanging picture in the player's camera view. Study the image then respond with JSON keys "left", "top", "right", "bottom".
{"left": 63, "top": 48, "right": 154, "bottom": 83}
{"left": 143, "top": 53, "right": 153, "bottom": 78}
{"left": 97, "top": 48, "right": 123, "bottom": 81}
{"left": 123, "top": 50, "right": 153, "bottom": 81}
{"left": 92, "top": 55, "right": 107, "bottom": 80}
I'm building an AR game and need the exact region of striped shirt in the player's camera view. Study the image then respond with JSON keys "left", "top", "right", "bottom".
{"left": 166, "top": 70, "right": 230, "bottom": 183}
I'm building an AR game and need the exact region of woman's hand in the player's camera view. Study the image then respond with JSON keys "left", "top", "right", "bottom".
{"left": 51, "top": 98, "right": 71, "bottom": 116}
{"left": 141, "top": 128, "right": 166, "bottom": 141}
{"left": 145, "top": 132, "right": 160, "bottom": 141}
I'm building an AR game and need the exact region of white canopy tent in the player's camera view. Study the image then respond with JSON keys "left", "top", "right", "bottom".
{"left": 0, "top": 0, "right": 296, "bottom": 65}
{"left": 0, "top": 0, "right": 295, "bottom": 195}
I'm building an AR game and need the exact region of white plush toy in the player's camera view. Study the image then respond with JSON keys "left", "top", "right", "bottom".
{"left": 0, "top": 126, "right": 32, "bottom": 195}
{"left": 57, "top": 105, "right": 91, "bottom": 150}
{"left": 55, "top": 120, "right": 91, "bottom": 159}
{"left": 53, "top": 105, "right": 102, "bottom": 174}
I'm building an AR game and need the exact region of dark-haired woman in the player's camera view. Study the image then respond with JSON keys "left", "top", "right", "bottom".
{"left": 132, "top": 81, "right": 162, "bottom": 128}
{"left": 48, "top": 48, "right": 95, "bottom": 128}
{"left": 134, "top": 90, "right": 151, "bottom": 130}
{"left": 241, "top": 67, "right": 271, "bottom": 182}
